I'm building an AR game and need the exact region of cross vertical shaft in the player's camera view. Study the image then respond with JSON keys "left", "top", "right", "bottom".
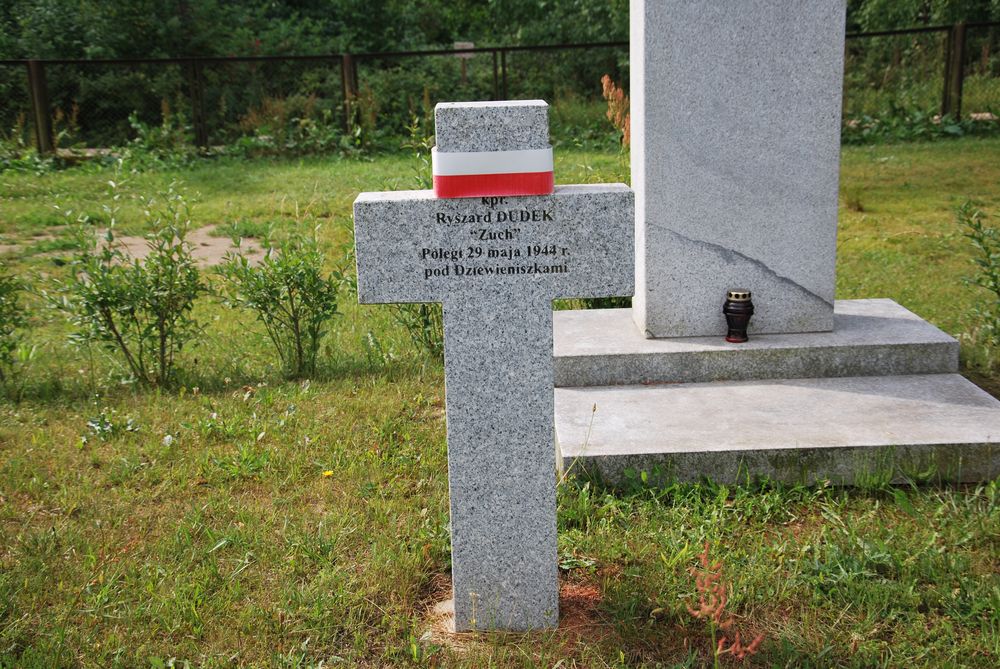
{"left": 442, "top": 295, "right": 558, "bottom": 630}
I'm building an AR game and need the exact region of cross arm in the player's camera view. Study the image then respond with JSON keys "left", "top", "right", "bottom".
{"left": 353, "top": 184, "right": 634, "bottom": 305}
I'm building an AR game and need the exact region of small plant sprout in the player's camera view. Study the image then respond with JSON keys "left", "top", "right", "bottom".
{"left": 687, "top": 541, "right": 764, "bottom": 667}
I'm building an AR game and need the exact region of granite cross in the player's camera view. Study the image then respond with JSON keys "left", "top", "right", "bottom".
{"left": 353, "top": 101, "right": 633, "bottom": 631}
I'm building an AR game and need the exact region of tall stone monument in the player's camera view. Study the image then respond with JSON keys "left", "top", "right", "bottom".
{"left": 631, "top": 0, "right": 846, "bottom": 337}
{"left": 552, "top": 1, "right": 1000, "bottom": 484}
{"left": 353, "top": 101, "right": 633, "bottom": 630}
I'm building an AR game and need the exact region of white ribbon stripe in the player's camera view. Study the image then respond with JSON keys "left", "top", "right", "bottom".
{"left": 432, "top": 147, "right": 554, "bottom": 176}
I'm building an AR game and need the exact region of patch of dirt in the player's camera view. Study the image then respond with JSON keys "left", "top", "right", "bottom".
{"left": 1, "top": 229, "right": 62, "bottom": 256}
{"left": 420, "top": 576, "right": 615, "bottom": 656}
{"left": 2, "top": 226, "right": 261, "bottom": 266}
{"left": 104, "top": 224, "right": 268, "bottom": 267}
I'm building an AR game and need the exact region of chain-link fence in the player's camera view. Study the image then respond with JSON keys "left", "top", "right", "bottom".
{"left": 965, "top": 23, "right": 1000, "bottom": 117}
{"left": 843, "top": 22, "right": 1000, "bottom": 123}
{"left": 3, "top": 21, "right": 998, "bottom": 153}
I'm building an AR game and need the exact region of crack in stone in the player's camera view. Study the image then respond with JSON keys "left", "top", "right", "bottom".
{"left": 657, "top": 226, "right": 834, "bottom": 308}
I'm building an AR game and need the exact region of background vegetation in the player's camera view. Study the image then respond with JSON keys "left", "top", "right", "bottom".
{"left": 2, "top": 0, "right": 1000, "bottom": 151}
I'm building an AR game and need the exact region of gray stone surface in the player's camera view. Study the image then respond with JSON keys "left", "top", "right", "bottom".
{"left": 553, "top": 299, "right": 959, "bottom": 386}
{"left": 435, "top": 100, "right": 551, "bottom": 152}
{"left": 556, "top": 374, "right": 1000, "bottom": 485}
{"left": 355, "top": 178, "right": 633, "bottom": 628}
{"left": 631, "top": 0, "right": 847, "bottom": 338}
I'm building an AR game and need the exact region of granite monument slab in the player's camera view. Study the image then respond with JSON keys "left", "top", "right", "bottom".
{"left": 631, "top": 0, "right": 847, "bottom": 337}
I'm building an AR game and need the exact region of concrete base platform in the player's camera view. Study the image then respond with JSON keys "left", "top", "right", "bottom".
{"left": 555, "top": 374, "right": 1000, "bottom": 485}
{"left": 553, "top": 299, "right": 958, "bottom": 387}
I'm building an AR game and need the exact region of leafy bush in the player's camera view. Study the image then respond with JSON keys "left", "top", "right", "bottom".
{"left": 0, "top": 114, "right": 55, "bottom": 174}
{"left": 390, "top": 118, "right": 444, "bottom": 358}
{"left": 959, "top": 202, "right": 1000, "bottom": 350}
{"left": 58, "top": 172, "right": 206, "bottom": 385}
{"left": 230, "top": 95, "right": 347, "bottom": 157}
{"left": 842, "top": 111, "right": 1000, "bottom": 144}
{"left": 393, "top": 303, "right": 444, "bottom": 359}
{"left": 219, "top": 231, "right": 343, "bottom": 378}
{"left": 119, "top": 105, "right": 199, "bottom": 169}
{"left": 0, "top": 269, "right": 31, "bottom": 388}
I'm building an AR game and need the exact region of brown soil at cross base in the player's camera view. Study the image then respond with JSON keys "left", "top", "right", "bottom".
{"left": 420, "top": 574, "right": 617, "bottom": 656}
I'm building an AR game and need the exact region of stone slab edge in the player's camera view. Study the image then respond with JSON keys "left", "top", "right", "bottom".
{"left": 560, "top": 441, "right": 999, "bottom": 487}
{"left": 554, "top": 299, "right": 959, "bottom": 386}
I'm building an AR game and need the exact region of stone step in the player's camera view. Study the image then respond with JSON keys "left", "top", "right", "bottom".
{"left": 553, "top": 299, "right": 958, "bottom": 387}
{"left": 554, "top": 374, "right": 1000, "bottom": 486}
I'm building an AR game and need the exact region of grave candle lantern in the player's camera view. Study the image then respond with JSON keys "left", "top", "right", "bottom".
{"left": 723, "top": 289, "right": 754, "bottom": 343}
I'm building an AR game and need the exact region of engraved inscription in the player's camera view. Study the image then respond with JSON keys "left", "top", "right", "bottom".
{"left": 419, "top": 197, "right": 571, "bottom": 281}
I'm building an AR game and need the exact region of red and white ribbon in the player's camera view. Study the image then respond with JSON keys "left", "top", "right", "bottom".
{"left": 432, "top": 147, "right": 554, "bottom": 199}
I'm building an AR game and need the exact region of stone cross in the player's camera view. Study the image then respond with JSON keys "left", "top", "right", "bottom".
{"left": 631, "top": 0, "right": 846, "bottom": 338}
{"left": 353, "top": 101, "right": 633, "bottom": 631}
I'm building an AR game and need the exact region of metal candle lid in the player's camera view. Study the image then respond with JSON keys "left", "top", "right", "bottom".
{"left": 726, "top": 289, "right": 752, "bottom": 302}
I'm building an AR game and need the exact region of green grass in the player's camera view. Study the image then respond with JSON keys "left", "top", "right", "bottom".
{"left": 1, "top": 140, "right": 999, "bottom": 667}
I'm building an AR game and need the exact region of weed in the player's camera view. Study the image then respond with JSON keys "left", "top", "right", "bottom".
{"left": 363, "top": 330, "right": 399, "bottom": 367}
{"left": 600, "top": 74, "right": 630, "bottom": 185}
{"left": 84, "top": 407, "right": 139, "bottom": 443}
{"left": 687, "top": 541, "right": 764, "bottom": 667}
{"left": 601, "top": 74, "right": 630, "bottom": 150}
{"left": 235, "top": 95, "right": 344, "bottom": 157}
{"left": 842, "top": 111, "right": 1000, "bottom": 145}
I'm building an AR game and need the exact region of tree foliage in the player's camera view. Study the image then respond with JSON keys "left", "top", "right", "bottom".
{"left": 1, "top": 1, "right": 997, "bottom": 61}
{"left": 0, "top": 0, "right": 631, "bottom": 60}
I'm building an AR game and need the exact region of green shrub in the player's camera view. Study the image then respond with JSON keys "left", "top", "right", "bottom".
{"left": 959, "top": 202, "right": 1000, "bottom": 351}
{"left": 390, "top": 116, "right": 445, "bottom": 359}
{"left": 393, "top": 303, "right": 444, "bottom": 359}
{"left": 842, "top": 111, "right": 1000, "bottom": 144}
{"left": 119, "top": 108, "right": 199, "bottom": 169}
{"left": 229, "top": 95, "right": 347, "bottom": 158}
{"left": 58, "top": 172, "right": 206, "bottom": 385}
{"left": 219, "top": 230, "right": 343, "bottom": 378}
{"left": 0, "top": 115, "right": 55, "bottom": 174}
{"left": 0, "top": 269, "right": 31, "bottom": 388}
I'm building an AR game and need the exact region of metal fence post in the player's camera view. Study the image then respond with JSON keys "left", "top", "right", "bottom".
{"left": 942, "top": 22, "right": 967, "bottom": 119}
{"left": 341, "top": 53, "right": 359, "bottom": 131}
{"left": 188, "top": 60, "right": 209, "bottom": 147}
{"left": 492, "top": 50, "right": 499, "bottom": 100}
{"left": 26, "top": 59, "right": 54, "bottom": 155}
{"left": 500, "top": 49, "right": 508, "bottom": 99}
